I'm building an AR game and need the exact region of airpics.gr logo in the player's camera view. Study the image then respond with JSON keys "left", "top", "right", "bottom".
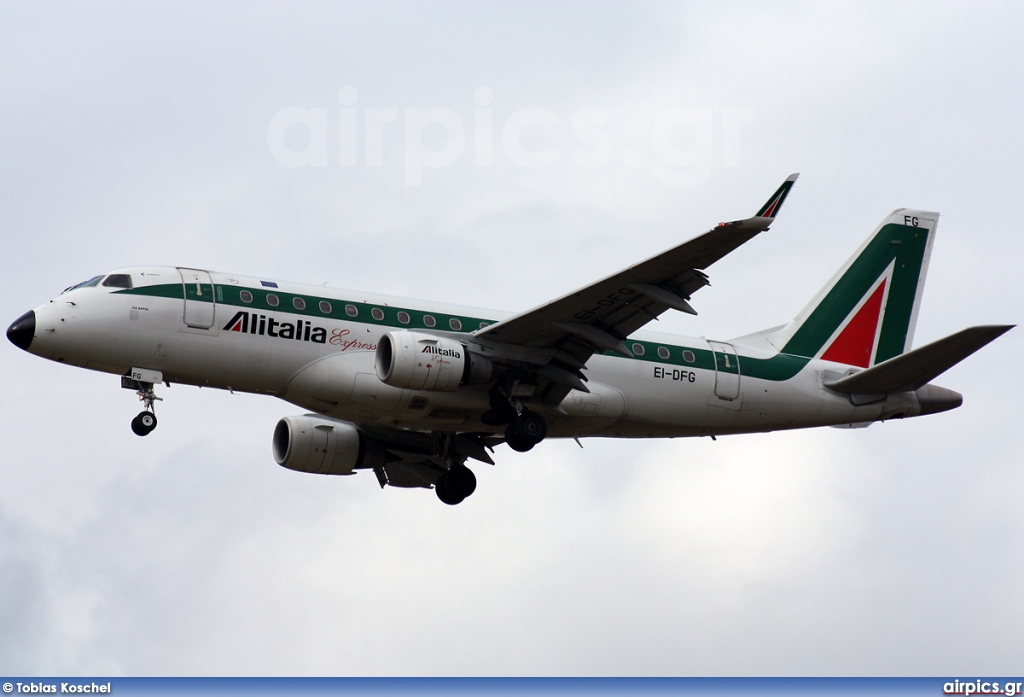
{"left": 223, "top": 311, "right": 327, "bottom": 344}
{"left": 943, "top": 680, "right": 1024, "bottom": 696}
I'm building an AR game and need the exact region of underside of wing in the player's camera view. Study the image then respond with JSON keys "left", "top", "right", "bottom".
{"left": 359, "top": 424, "right": 501, "bottom": 489}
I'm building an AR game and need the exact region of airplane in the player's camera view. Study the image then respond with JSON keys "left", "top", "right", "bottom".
{"left": 6, "top": 174, "right": 1013, "bottom": 505}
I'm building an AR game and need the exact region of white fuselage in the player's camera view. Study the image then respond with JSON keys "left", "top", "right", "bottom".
{"left": 24, "top": 265, "right": 924, "bottom": 440}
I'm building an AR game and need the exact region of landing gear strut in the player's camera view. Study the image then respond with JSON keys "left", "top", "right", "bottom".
{"left": 481, "top": 385, "right": 518, "bottom": 426}
{"left": 487, "top": 382, "right": 549, "bottom": 452}
{"left": 127, "top": 380, "right": 162, "bottom": 437}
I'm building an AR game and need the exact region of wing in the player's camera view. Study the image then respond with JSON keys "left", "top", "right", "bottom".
{"left": 471, "top": 174, "right": 799, "bottom": 405}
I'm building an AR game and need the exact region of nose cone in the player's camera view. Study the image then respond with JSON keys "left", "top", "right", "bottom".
{"left": 7, "top": 310, "right": 36, "bottom": 351}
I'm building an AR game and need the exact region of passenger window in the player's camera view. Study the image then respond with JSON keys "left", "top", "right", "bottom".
{"left": 683, "top": 350, "right": 696, "bottom": 363}
{"left": 658, "top": 346, "right": 670, "bottom": 360}
{"left": 423, "top": 315, "right": 436, "bottom": 328}
{"left": 102, "top": 274, "right": 132, "bottom": 289}
{"left": 240, "top": 290, "right": 253, "bottom": 303}
{"left": 293, "top": 297, "right": 306, "bottom": 310}
{"left": 449, "top": 318, "right": 462, "bottom": 331}
{"left": 319, "top": 301, "right": 332, "bottom": 314}
{"left": 371, "top": 308, "right": 384, "bottom": 321}
{"left": 345, "top": 305, "right": 358, "bottom": 317}
{"left": 632, "top": 343, "right": 645, "bottom": 356}
{"left": 398, "top": 311, "right": 410, "bottom": 325}
{"left": 266, "top": 294, "right": 279, "bottom": 307}
{"left": 479, "top": 322, "right": 490, "bottom": 329}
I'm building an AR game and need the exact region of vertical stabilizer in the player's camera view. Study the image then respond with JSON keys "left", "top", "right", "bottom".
{"left": 763, "top": 209, "right": 938, "bottom": 367}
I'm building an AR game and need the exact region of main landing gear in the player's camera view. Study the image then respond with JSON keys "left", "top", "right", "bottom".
{"left": 483, "top": 383, "right": 550, "bottom": 453}
{"left": 431, "top": 433, "right": 481, "bottom": 506}
{"left": 435, "top": 463, "right": 477, "bottom": 506}
{"left": 432, "top": 404, "right": 547, "bottom": 505}
{"left": 504, "top": 411, "right": 547, "bottom": 452}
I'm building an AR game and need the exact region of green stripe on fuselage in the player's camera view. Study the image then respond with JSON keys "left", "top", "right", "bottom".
{"left": 120, "top": 284, "right": 186, "bottom": 300}
{"left": 117, "top": 283, "right": 812, "bottom": 382}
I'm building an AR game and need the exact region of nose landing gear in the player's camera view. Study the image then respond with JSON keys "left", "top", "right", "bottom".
{"left": 122, "top": 374, "right": 163, "bottom": 437}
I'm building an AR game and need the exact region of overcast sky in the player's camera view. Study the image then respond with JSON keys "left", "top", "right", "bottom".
{"left": 1, "top": 0, "right": 1022, "bottom": 676}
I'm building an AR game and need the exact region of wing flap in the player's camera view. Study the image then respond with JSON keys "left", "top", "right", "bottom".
{"left": 824, "top": 325, "right": 1013, "bottom": 394}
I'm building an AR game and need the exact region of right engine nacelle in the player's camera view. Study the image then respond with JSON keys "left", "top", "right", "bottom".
{"left": 273, "top": 415, "right": 386, "bottom": 476}
{"left": 375, "top": 330, "right": 492, "bottom": 391}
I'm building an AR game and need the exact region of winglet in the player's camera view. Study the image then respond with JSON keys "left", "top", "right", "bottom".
{"left": 755, "top": 173, "right": 799, "bottom": 219}
{"left": 723, "top": 173, "right": 800, "bottom": 231}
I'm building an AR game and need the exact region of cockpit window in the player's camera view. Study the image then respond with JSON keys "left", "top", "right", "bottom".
{"left": 62, "top": 276, "right": 104, "bottom": 294}
{"left": 101, "top": 274, "right": 133, "bottom": 289}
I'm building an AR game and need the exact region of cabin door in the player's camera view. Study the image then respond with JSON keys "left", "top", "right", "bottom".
{"left": 178, "top": 268, "right": 216, "bottom": 329}
{"left": 708, "top": 340, "right": 741, "bottom": 401}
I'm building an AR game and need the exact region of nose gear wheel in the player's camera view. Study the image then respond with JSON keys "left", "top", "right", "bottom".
{"left": 128, "top": 380, "right": 162, "bottom": 436}
{"left": 131, "top": 411, "right": 158, "bottom": 436}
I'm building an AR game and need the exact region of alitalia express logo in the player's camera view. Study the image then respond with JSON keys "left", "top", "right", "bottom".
{"left": 224, "top": 310, "right": 328, "bottom": 343}
{"left": 222, "top": 310, "right": 378, "bottom": 352}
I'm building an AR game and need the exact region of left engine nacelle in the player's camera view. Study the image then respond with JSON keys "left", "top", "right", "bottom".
{"left": 375, "top": 330, "right": 492, "bottom": 391}
{"left": 273, "top": 415, "right": 386, "bottom": 475}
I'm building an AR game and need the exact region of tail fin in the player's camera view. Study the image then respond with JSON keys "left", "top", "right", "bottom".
{"left": 764, "top": 209, "right": 938, "bottom": 367}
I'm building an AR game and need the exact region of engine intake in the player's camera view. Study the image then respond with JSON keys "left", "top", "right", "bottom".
{"left": 273, "top": 415, "right": 386, "bottom": 475}
{"left": 375, "top": 331, "right": 492, "bottom": 391}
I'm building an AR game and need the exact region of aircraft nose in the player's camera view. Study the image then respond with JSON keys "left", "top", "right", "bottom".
{"left": 7, "top": 310, "right": 36, "bottom": 351}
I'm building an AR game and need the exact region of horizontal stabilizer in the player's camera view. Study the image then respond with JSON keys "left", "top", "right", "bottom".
{"left": 824, "top": 325, "right": 1013, "bottom": 394}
